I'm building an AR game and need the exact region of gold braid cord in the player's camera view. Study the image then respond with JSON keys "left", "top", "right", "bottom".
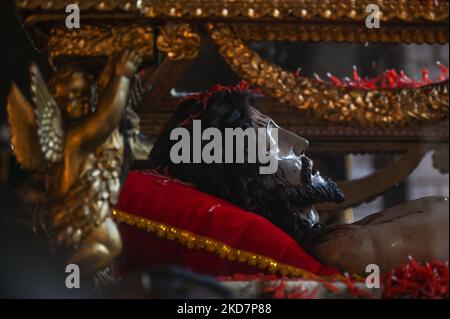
{"left": 231, "top": 24, "right": 448, "bottom": 45}
{"left": 112, "top": 208, "right": 325, "bottom": 279}
{"left": 208, "top": 24, "right": 449, "bottom": 126}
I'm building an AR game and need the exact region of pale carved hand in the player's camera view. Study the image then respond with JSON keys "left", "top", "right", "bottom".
{"left": 114, "top": 49, "right": 143, "bottom": 79}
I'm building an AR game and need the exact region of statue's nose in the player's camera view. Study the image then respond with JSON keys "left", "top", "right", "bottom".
{"left": 295, "top": 137, "right": 309, "bottom": 155}
{"left": 279, "top": 127, "right": 309, "bottom": 155}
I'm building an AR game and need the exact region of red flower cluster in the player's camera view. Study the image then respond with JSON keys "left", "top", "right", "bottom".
{"left": 297, "top": 62, "right": 448, "bottom": 89}
{"left": 382, "top": 258, "right": 449, "bottom": 299}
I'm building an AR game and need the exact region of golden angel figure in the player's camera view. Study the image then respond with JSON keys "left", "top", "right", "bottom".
{"left": 7, "top": 49, "right": 143, "bottom": 275}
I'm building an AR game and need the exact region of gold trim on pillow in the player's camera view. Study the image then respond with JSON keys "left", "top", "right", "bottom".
{"left": 112, "top": 208, "right": 331, "bottom": 280}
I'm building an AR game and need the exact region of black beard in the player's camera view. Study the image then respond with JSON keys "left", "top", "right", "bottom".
{"left": 272, "top": 156, "right": 345, "bottom": 206}
{"left": 296, "top": 155, "right": 345, "bottom": 207}
{"left": 291, "top": 177, "right": 345, "bottom": 208}
{"left": 254, "top": 159, "right": 345, "bottom": 244}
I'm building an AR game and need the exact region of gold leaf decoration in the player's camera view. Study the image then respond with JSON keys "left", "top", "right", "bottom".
{"left": 156, "top": 23, "right": 201, "bottom": 60}
{"left": 208, "top": 23, "right": 449, "bottom": 126}
{"left": 48, "top": 25, "right": 154, "bottom": 58}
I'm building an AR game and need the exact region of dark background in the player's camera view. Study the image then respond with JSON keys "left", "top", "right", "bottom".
{"left": 0, "top": 0, "right": 49, "bottom": 190}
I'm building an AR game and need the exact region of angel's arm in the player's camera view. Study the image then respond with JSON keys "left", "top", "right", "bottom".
{"left": 72, "top": 50, "right": 142, "bottom": 151}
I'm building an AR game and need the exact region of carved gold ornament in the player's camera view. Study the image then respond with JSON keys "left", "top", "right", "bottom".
{"left": 48, "top": 25, "right": 154, "bottom": 59}
{"left": 156, "top": 23, "right": 201, "bottom": 60}
{"left": 231, "top": 24, "right": 448, "bottom": 45}
{"left": 16, "top": 0, "right": 450, "bottom": 23}
{"left": 16, "top": 0, "right": 449, "bottom": 54}
{"left": 140, "top": 0, "right": 449, "bottom": 22}
{"left": 15, "top": 0, "right": 142, "bottom": 11}
{"left": 208, "top": 24, "right": 449, "bottom": 126}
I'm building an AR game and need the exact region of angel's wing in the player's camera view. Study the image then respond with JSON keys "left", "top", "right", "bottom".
{"left": 30, "top": 63, "right": 64, "bottom": 164}
{"left": 7, "top": 84, "right": 45, "bottom": 171}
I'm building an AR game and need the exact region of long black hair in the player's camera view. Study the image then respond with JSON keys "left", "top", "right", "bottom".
{"left": 148, "top": 89, "right": 344, "bottom": 243}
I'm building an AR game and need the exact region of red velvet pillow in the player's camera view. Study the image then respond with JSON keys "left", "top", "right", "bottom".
{"left": 114, "top": 171, "right": 339, "bottom": 278}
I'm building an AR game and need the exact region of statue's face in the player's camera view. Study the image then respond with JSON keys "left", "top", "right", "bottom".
{"left": 249, "top": 106, "right": 346, "bottom": 234}
{"left": 53, "top": 70, "right": 92, "bottom": 121}
{"left": 250, "top": 107, "right": 321, "bottom": 187}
